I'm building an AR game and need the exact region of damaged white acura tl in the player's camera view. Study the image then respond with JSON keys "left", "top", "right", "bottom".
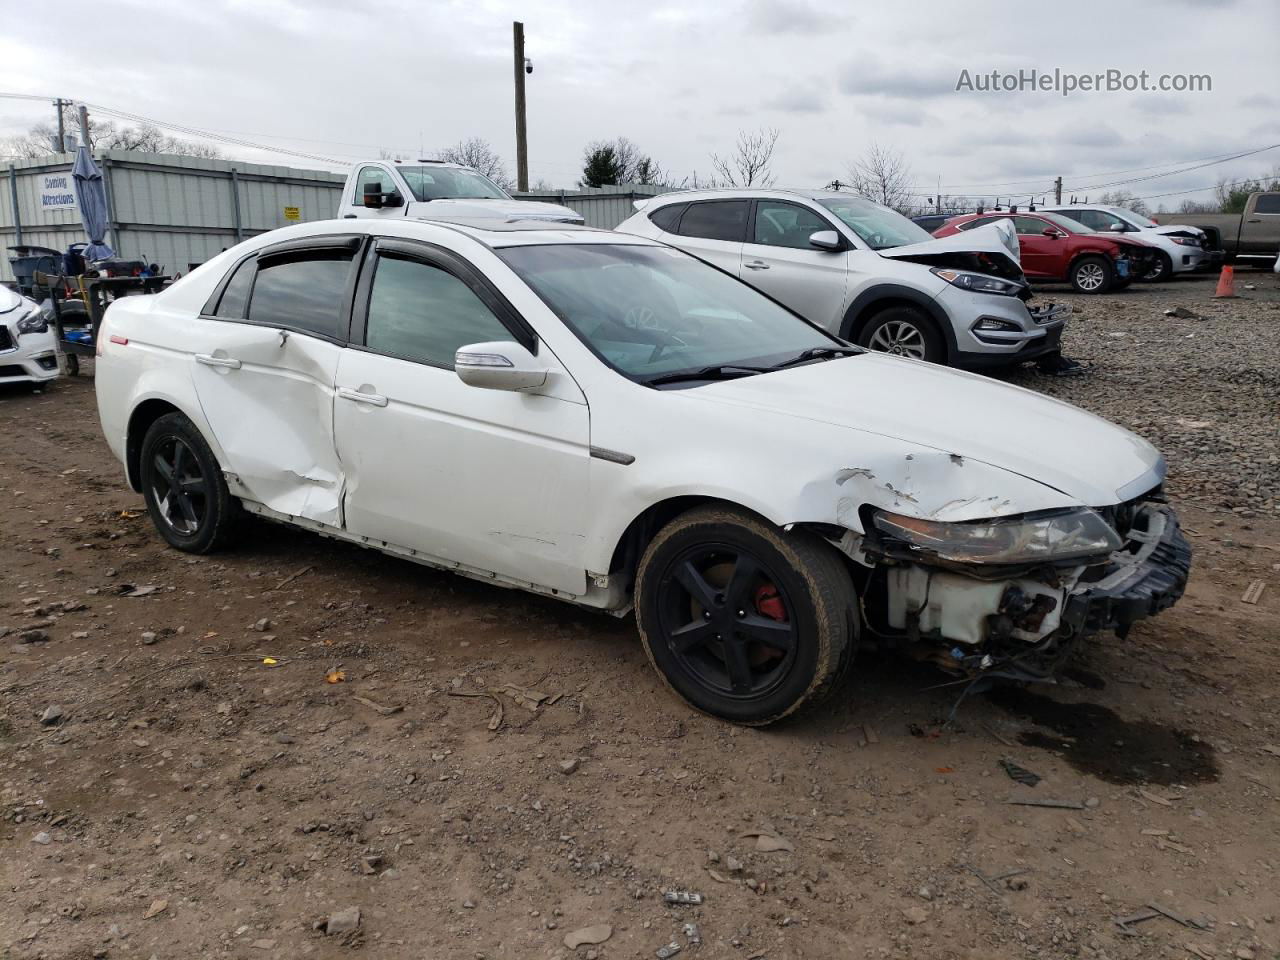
{"left": 94, "top": 217, "right": 1191, "bottom": 724}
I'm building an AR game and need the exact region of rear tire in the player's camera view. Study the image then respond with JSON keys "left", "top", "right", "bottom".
{"left": 1070, "top": 256, "right": 1113, "bottom": 294}
{"left": 635, "top": 505, "right": 857, "bottom": 725}
{"left": 139, "top": 412, "right": 240, "bottom": 553}
{"left": 856, "top": 307, "right": 946, "bottom": 363}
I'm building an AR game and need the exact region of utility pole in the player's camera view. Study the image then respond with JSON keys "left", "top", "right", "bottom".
{"left": 512, "top": 21, "right": 529, "bottom": 193}
{"left": 77, "top": 104, "right": 91, "bottom": 150}
{"left": 54, "top": 97, "right": 70, "bottom": 152}
{"left": 1054, "top": 176, "right": 1062, "bottom": 205}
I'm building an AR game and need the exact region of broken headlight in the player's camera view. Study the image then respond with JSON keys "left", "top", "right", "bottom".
{"left": 15, "top": 307, "right": 49, "bottom": 335}
{"left": 872, "top": 508, "right": 1123, "bottom": 564}
{"left": 930, "top": 267, "right": 1023, "bottom": 297}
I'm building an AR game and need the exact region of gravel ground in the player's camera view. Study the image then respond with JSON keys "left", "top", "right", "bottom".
{"left": 1, "top": 268, "right": 1278, "bottom": 960}
{"left": 1000, "top": 269, "right": 1280, "bottom": 516}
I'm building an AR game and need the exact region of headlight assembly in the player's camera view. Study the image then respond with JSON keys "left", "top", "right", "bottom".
{"left": 15, "top": 308, "right": 49, "bottom": 335}
{"left": 872, "top": 507, "right": 1123, "bottom": 564}
{"left": 930, "top": 267, "right": 1024, "bottom": 297}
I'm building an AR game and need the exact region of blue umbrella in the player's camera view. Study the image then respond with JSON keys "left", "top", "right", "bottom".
{"left": 72, "top": 146, "right": 114, "bottom": 260}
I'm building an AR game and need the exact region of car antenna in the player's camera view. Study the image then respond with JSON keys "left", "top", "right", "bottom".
{"left": 1028, "top": 196, "right": 1036, "bottom": 211}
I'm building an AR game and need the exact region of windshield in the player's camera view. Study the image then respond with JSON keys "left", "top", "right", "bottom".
{"left": 817, "top": 196, "right": 934, "bottom": 250}
{"left": 1043, "top": 212, "right": 1095, "bottom": 234}
{"left": 498, "top": 244, "right": 839, "bottom": 383}
{"left": 1111, "top": 207, "right": 1157, "bottom": 227}
{"left": 397, "top": 166, "right": 509, "bottom": 201}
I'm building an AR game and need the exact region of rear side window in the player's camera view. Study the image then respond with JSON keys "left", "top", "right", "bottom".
{"left": 957, "top": 216, "right": 1002, "bottom": 231}
{"left": 247, "top": 252, "right": 355, "bottom": 340}
{"left": 676, "top": 200, "right": 749, "bottom": 242}
{"left": 212, "top": 257, "right": 255, "bottom": 319}
{"left": 364, "top": 255, "right": 512, "bottom": 367}
{"left": 1254, "top": 194, "right": 1280, "bottom": 214}
{"left": 648, "top": 203, "right": 686, "bottom": 232}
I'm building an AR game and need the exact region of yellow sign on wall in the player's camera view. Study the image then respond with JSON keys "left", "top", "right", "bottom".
{"left": 283, "top": 206, "right": 301, "bottom": 221}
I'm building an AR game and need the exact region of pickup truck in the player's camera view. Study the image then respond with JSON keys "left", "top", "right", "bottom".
{"left": 1152, "top": 192, "right": 1280, "bottom": 266}
{"left": 338, "top": 160, "right": 583, "bottom": 224}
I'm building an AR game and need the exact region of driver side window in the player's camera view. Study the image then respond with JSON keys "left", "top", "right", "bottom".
{"left": 353, "top": 166, "right": 389, "bottom": 206}
{"left": 752, "top": 201, "right": 832, "bottom": 249}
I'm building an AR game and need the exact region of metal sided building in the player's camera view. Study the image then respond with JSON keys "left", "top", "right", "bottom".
{"left": 2, "top": 150, "right": 345, "bottom": 282}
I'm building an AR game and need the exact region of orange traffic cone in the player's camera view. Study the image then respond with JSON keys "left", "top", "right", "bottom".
{"left": 1213, "top": 265, "right": 1236, "bottom": 298}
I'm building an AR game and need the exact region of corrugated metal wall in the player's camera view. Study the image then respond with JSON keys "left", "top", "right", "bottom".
{"left": 514, "top": 184, "right": 672, "bottom": 229}
{"left": 1, "top": 151, "right": 345, "bottom": 282}
{"left": 2, "top": 153, "right": 675, "bottom": 283}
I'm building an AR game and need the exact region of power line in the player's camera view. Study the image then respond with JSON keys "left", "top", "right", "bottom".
{"left": 1061, "top": 143, "right": 1280, "bottom": 194}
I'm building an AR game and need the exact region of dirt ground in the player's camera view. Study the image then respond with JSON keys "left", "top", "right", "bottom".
{"left": 2, "top": 272, "right": 1278, "bottom": 960}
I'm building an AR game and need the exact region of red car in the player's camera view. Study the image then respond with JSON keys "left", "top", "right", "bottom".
{"left": 934, "top": 211, "right": 1158, "bottom": 294}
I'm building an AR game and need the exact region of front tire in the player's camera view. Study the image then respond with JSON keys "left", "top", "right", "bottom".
{"left": 1140, "top": 251, "right": 1173, "bottom": 283}
{"left": 1070, "top": 256, "right": 1113, "bottom": 294}
{"left": 635, "top": 506, "right": 856, "bottom": 725}
{"left": 856, "top": 306, "right": 946, "bottom": 363}
{"left": 139, "top": 412, "right": 240, "bottom": 553}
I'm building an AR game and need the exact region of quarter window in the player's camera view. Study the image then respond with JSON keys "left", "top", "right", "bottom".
{"left": 648, "top": 203, "right": 687, "bottom": 233}
{"left": 247, "top": 252, "right": 355, "bottom": 340}
{"left": 212, "top": 257, "right": 255, "bottom": 319}
{"left": 364, "top": 256, "right": 512, "bottom": 367}
{"left": 752, "top": 201, "right": 832, "bottom": 249}
{"left": 676, "top": 200, "right": 749, "bottom": 242}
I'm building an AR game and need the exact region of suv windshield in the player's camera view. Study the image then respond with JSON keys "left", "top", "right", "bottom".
{"left": 498, "top": 244, "right": 840, "bottom": 383}
{"left": 817, "top": 196, "right": 934, "bottom": 250}
{"left": 397, "top": 166, "right": 509, "bottom": 201}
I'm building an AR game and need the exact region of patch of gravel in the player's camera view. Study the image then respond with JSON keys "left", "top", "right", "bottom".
{"left": 998, "top": 271, "right": 1280, "bottom": 516}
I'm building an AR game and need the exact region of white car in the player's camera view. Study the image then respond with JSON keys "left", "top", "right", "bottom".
{"left": 339, "top": 159, "right": 583, "bottom": 224}
{"left": 94, "top": 217, "right": 1190, "bottom": 725}
{"left": 617, "top": 189, "right": 1069, "bottom": 369}
{"left": 1042, "top": 205, "right": 1216, "bottom": 281}
{"left": 0, "top": 286, "right": 59, "bottom": 386}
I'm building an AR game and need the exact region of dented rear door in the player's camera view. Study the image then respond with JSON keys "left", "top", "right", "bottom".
{"left": 189, "top": 242, "right": 357, "bottom": 526}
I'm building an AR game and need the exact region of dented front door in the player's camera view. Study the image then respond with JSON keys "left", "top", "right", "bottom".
{"left": 189, "top": 321, "right": 345, "bottom": 525}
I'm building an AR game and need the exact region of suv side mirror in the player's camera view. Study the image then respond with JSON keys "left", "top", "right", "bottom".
{"left": 455, "top": 340, "right": 547, "bottom": 392}
{"left": 362, "top": 182, "right": 384, "bottom": 208}
{"left": 1042, "top": 228, "right": 1062, "bottom": 238}
{"left": 1108, "top": 222, "right": 1126, "bottom": 232}
{"left": 808, "top": 230, "right": 842, "bottom": 251}
{"left": 384, "top": 191, "right": 404, "bottom": 208}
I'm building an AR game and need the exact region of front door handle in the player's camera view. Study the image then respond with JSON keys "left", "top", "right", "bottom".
{"left": 195, "top": 354, "right": 241, "bottom": 369}
{"left": 1246, "top": 218, "right": 1261, "bottom": 223}
{"left": 744, "top": 260, "right": 770, "bottom": 270}
{"left": 337, "top": 387, "right": 388, "bottom": 407}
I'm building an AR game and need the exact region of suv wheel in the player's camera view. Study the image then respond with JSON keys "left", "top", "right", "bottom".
{"left": 1140, "top": 251, "right": 1173, "bottom": 283}
{"left": 857, "top": 307, "right": 945, "bottom": 363}
{"left": 139, "top": 412, "right": 240, "bottom": 553}
{"left": 1070, "top": 256, "right": 1113, "bottom": 294}
{"left": 635, "top": 505, "right": 856, "bottom": 725}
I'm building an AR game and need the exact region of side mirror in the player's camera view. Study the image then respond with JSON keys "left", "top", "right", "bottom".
{"left": 808, "top": 230, "right": 842, "bottom": 251}
{"left": 1042, "top": 228, "right": 1061, "bottom": 238}
{"left": 1108, "top": 222, "right": 1126, "bottom": 232}
{"left": 384, "top": 191, "right": 404, "bottom": 208}
{"left": 362, "top": 182, "right": 384, "bottom": 209}
{"left": 455, "top": 340, "right": 547, "bottom": 392}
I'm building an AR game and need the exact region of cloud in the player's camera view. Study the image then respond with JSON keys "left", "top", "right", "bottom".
{"left": 763, "top": 85, "right": 826, "bottom": 114}
{"left": 1241, "top": 93, "right": 1279, "bottom": 109}
{"left": 858, "top": 100, "right": 932, "bottom": 126}
{"left": 742, "top": 0, "right": 850, "bottom": 34}
{"left": 1133, "top": 96, "right": 1191, "bottom": 115}
{"left": 838, "top": 55, "right": 961, "bottom": 100}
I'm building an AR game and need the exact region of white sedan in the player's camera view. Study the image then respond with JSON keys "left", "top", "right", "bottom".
{"left": 94, "top": 217, "right": 1190, "bottom": 724}
{"left": 0, "top": 286, "right": 59, "bottom": 386}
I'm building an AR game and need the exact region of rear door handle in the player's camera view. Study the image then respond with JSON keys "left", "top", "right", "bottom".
{"left": 744, "top": 260, "right": 770, "bottom": 270}
{"left": 195, "top": 354, "right": 241, "bottom": 369}
{"left": 1246, "top": 218, "right": 1261, "bottom": 223}
{"left": 337, "top": 387, "right": 388, "bottom": 407}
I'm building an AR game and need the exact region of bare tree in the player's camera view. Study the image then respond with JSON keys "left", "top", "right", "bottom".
{"left": 845, "top": 143, "right": 915, "bottom": 213}
{"left": 1097, "top": 190, "right": 1150, "bottom": 216}
{"left": 3, "top": 111, "right": 220, "bottom": 160}
{"left": 437, "top": 137, "right": 513, "bottom": 190}
{"left": 710, "top": 127, "right": 780, "bottom": 187}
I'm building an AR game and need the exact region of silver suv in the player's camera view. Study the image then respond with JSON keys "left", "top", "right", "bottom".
{"left": 616, "top": 189, "right": 1068, "bottom": 368}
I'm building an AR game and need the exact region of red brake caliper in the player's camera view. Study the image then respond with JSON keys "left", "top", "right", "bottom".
{"left": 753, "top": 583, "right": 788, "bottom": 622}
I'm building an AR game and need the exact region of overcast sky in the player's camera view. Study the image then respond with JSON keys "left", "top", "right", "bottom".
{"left": 2, "top": 0, "right": 1278, "bottom": 210}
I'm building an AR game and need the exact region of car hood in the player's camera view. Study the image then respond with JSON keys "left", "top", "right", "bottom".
{"left": 1148, "top": 223, "right": 1206, "bottom": 239}
{"left": 879, "top": 220, "right": 1022, "bottom": 271}
{"left": 685, "top": 353, "right": 1162, "bottom": 508}
{"left": 406, "top": 198, "right": 584, "bottom": 223}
